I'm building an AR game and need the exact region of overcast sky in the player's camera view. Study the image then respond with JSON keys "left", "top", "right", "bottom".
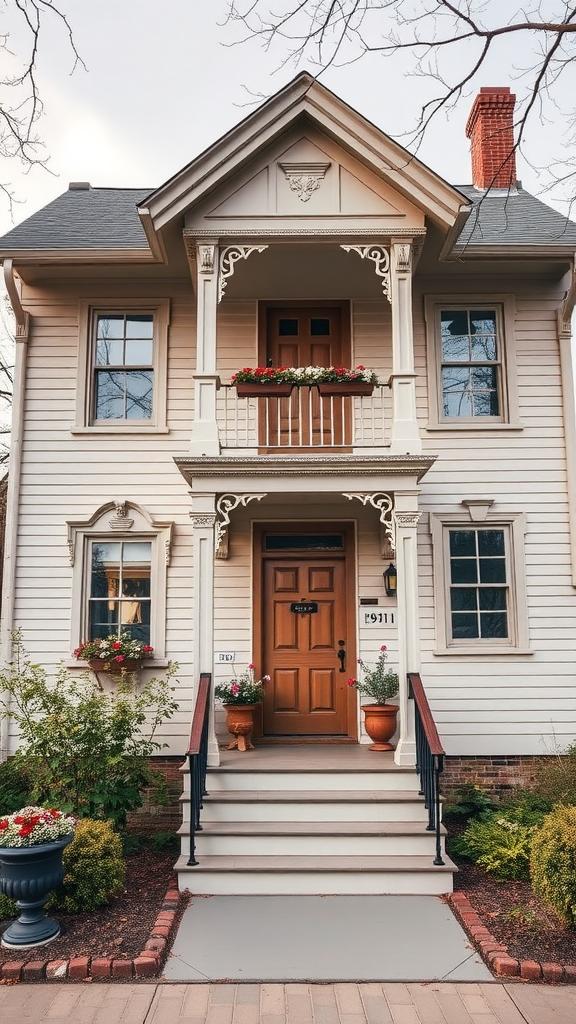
{"left": 0, "top": 0, "right": 573, "bottom": 237}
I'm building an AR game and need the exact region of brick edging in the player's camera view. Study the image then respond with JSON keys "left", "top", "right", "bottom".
{"left": 0, "top": 876, "right": 184, "bottom": 982}
{"left": 449, "top": 891, "right": 576, "bottom": 983}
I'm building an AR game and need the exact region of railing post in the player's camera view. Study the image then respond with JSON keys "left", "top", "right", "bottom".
{"left": 408, "top": 672, "right": 445, "bottom": 867}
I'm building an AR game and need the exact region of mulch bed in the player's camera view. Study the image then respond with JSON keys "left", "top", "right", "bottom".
{"left": 0, "top": 849, "right": 186, "bottom": 982}
{"left": 451, "top": 861, "right": 576, "bottom": 982}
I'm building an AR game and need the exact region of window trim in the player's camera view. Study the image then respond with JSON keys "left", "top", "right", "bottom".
{"left": 424, "top": 294, "right": 521, "bottom": 430}
{"left": 75, "top": 299, "right": 170, "bottom": 432}
{"left": 430, "top": 511, "right": 531, "bottom": 656}
{"left": 67, "top": 501, "right": 173, "bottom": 661}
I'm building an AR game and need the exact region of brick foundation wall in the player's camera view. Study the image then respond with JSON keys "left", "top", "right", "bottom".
{"left": 442, "top": 754, "right": 549, "bottom": 800}
{"left": 126, "top": 756, "right": 183, "bottom": 834}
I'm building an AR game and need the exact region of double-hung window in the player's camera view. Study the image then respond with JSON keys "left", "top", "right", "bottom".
{"left": 94, "top": 314, "right": 153, "bottom": 421}
{"left": 425, "top": 296, "right": 520, "bottom": 429}
{"left": 74, "top": 300, "right": 169, "bottom": 432}
{"left": 430, "top": 512, "right": 530, "bottom": 655}
{"left": 89, "top": 540, "right": 152, "bottom": 644}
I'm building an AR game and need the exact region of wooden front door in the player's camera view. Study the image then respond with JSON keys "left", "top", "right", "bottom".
{"left": 256, "top": 526, "right": 356, "bottom": 738}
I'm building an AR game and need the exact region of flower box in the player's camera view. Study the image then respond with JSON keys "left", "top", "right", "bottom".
{"left": 317, "top": 382, "right": 374, "bottom": 397}
{"left": 88, "top": 658, "right": 144, "bottom": 675}
{"left": 235, "top": 383, "right": 293, "bottom": 398}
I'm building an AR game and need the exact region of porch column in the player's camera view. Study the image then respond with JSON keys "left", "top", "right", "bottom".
{"left": 190, "top": 493, "right": 219, "bottom": 766}
{"left": 389, "top": 239, "right": 421, "bottom": 455}
{"left": 393, "top": 490, "right": 422, "bottom": 766}
{"left": 190, "top": 240, "right": 220, "bottom": 456}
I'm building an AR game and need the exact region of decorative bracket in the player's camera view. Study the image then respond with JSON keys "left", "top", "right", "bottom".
{"left": 340, "top": 245, "right": 391, "bottom": 303}
{"left": 215, "top": 493, "right": 267, "bottom": 558}
{"left": 343, "top": 492, "right": 395, "bottom": 552}
{"left": 279, "top": 161, "right": 330, "bottom": 203}
{"left": 219, "top": 246, "right": 268, "bottom": 302}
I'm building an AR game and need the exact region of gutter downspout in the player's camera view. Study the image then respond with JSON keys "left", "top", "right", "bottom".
{"left": 557, "top": 261, "right": 576, "bottom": 587}
{"left": 0, "top": 259, "right": 29, "bottom": 760}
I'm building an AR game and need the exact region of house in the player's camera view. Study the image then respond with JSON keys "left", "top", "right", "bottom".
{"left": 1, "top": 74, "right": 575, "bottom": 895}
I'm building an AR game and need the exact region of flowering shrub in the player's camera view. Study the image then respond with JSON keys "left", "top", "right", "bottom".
{"left": 457, "top": 809, "right": 542, "bottom": 881}
{"left": 73, "top": 632, "right": 153, "bottom": 664}
{"left": 0, "top": 806, "right": 76, "bottom": 848}
{"left": 214, "top": 665, "right": 270, "bottom": 705}
{"left": 347, "top": 645, "right": 399, "bottom": 704}
{"left": 231, "top": 365, "right": 379, "bottom": 385}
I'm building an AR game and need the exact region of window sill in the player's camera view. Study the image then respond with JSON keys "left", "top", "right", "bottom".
{"left": 71, "top": 426, "right": 170, "bottom": 436}
{"left": 426, "top": 421, "right": 523, "bottom": 432}
{"left": 433, "top": 646, "right": 533, "bottom": 657}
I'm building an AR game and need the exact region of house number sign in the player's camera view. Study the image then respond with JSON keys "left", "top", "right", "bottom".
{"left": 290, "top": 602, "right": 318, "bottom": 614}
{"left": 361, "top": 610, "right": 395, "bottom": 626}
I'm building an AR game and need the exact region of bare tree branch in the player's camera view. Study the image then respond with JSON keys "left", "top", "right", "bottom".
{"left": 225, "top": 1, "right": 576, "bottom": 200}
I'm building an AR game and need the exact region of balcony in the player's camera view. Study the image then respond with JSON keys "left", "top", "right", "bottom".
{"left": 217, "top": 384, "right": 389, "bottom": 453}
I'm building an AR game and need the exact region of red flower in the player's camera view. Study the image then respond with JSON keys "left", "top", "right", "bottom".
{"left": 347, "top": 678, "right": 357, "bottom": 687}
{"left": 143, "top": 645, "right": 153, "bottom": 653}
{"left": 0, "top": 820, "right": 8, "bottom": 830}
{"left": 114, "top": 655, "right": 125, "bottom": 662}
{"left": 113, "top": 641, "right": 122, "bottom": 650}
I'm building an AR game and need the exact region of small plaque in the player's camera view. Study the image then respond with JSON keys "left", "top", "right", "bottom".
{"left": 217, "top": 652, "right": 235, "bottom": 663}
{"left": 290, "top": 601, "right": 318, "bottom": 614}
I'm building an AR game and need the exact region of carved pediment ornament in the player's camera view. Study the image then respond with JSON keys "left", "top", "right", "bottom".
{"left": 218, "top": 245, "right": 268, "bottom": 303}
{"left": 279, "top": 161, "right": 331, "bottom": 203}
{"left": 341, "top": 245, "right": 391, "bottom": 303}
{"left": 343, "top": 492, "right": 395, "bottom": 552}
{"left": 109, "top": 501, "right": 134, "bottom": 531}
{"left": 197, "top": 244, "right": 216, "bottom": 275}
{"left": 394, "top": 242, "right": 412, "bottom": 273}
{"left": 215, "top": 493, "right": 266, "bottom": 558}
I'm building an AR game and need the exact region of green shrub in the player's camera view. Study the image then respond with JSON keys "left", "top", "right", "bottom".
{"left": 458, "top": 809, "right": 540, "bottom": 880}
{"left": 0, "top": 632, "right": 178, "bottom": 828}
{"left": 149, "top": 830, "right": 179, "bottom": 853}
{"left": 442, "top": 783, "right": 497, "bottom": 823}
{"left": 533, "top": 744, "right": 576, "bottom": 807}
{"left": 0, "top": 755, "right": 31, "bottom": 813}
{"left": 0, "top": 893, "right": 16, "bottom": 919}
{"left": 48, "top": 819, "right": 126, "bottom": 913}
{"left": 531, "top": 804, "right": 576, "bottom": 925}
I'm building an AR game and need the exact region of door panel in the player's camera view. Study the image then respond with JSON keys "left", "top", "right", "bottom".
{"left": 263, "top": 557, "right": 349, "bottom": 735}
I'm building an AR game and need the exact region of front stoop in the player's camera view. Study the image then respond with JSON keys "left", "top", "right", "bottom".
{"left": 177, "top": 748, "right": 456, "bottom": 895}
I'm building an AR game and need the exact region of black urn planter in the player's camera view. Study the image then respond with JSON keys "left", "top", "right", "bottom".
{"left": 0, "top": 834, "right": 73, "bottom": 948}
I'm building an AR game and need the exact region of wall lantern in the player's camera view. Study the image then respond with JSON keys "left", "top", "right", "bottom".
{"left": 383, "top": 563, "right": 397, "bottom": 598}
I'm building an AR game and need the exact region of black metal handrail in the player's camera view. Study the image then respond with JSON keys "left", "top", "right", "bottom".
{"left": 186, "top": 672, "right": 211, "bottom": 866}
{"left": 408, "top": 672, "right": 445, "bottom": 866}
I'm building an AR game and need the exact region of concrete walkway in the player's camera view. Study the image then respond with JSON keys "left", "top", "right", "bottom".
{"left": 1, "top": 982, "right": 576, "bottom": 1023}
{"left": 163, "top": 895, "right": 492, "bottom": 982}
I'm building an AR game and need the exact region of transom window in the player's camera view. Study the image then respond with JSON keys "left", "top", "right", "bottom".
{"left": 449, "top": 529, "right": 508, "bottom": 640}
{"left": 89, "top": 540, "right": 151, "bottom": 643}
{"left": 440, "top": 310, "right": 500, "bottom": 418}
{"left": 93, "top": 313, "right": 153, "bottom": 420}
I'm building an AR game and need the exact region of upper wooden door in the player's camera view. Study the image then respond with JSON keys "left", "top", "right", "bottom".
{"left": 262, "top": 306, "right": 351, "bottom": 450}
{"left": 262, "top": 556, "right": 350, "bottom": 735}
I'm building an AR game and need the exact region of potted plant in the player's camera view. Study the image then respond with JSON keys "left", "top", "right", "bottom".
{"left": 231, "top": 365, "right": 378, "bottom": 397}
{"left": 214, "top": 665, "right": 270, "bottom": 751}
{"left": 0, "top": 806, "right": 76, "bottom": 948}
{"left": 348, "top": 645, "right": 399, "bottom": 751}
{"left": 73, "top": 632, "right": 154, "bottom": 674}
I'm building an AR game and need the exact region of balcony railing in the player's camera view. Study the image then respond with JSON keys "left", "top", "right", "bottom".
{"left": 217, "top": 384, "right": 389, "bottom": 450}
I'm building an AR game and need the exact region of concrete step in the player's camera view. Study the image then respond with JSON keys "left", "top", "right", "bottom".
{"left": 201, "top": 767, "right": 422, "bottom": 794}
{"left": 180, "top": 820, "right": 445, "bottom": 858}
{"left": 175, "top": 854, "right": 456, "bottom": 896}
{"left": 186, "top": 789, "right": 430, "bottom": 823}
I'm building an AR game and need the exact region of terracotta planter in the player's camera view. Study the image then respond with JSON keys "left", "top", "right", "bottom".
{"left": 223, "top": 703, "right": 260, "bottom": 751}
{"left": 0, "top": 834, "right": 73, "bottom": 948}
{"left": 235, "top": 383, "right": 293, "bottom": 398}
{"left": 88, "top": 658, "right": 143, "bottom": 674}
{"left": 362, "top": 704, "right": 399, "bottom": 751}
{"left": 317, "top": 382, "right": 374, "bottom": 397}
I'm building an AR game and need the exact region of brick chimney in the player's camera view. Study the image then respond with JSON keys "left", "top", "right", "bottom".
{"left": 465, "top": 87, "right": 517, "bottom": 190}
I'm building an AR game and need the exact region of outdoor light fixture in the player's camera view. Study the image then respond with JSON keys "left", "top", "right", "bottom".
{"left": 383, "top": 563, "right": 397, "bottom": 598}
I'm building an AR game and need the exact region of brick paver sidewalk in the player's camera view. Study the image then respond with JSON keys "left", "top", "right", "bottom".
{"left": 1, "top": 981, "right": 576, "bottom": 1023}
